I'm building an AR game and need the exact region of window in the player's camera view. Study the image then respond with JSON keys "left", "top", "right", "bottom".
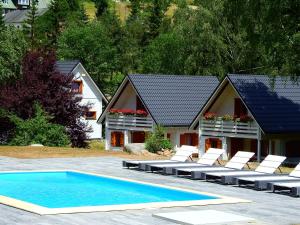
{"left": 18, "top": 0, "right": 29, "bottom": 5}
{"left": 84, "top": 111, "right": 96, "bottom": 120}
{"left": 136, "top": 96, "right": 146, "bottom": 111}
{"left": 71, "top": 80, "right": 83, "bottom": 94}
{"left": 234, "top": 98, "right": 247, "bottom": 117}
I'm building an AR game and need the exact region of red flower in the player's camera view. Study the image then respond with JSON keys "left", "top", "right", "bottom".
{"left": 204, "top": 112, "right": 217, "bottom": 120}
{"left": 136, "top": 110, "right": 148, "bottom": 116}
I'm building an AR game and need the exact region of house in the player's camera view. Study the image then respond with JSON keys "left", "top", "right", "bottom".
{"left": 1, "top": 0, "right": 16, "bottom": 15}
{"left": 98, "top": 74, "right": 219, "bottom": 150}
{"left": 3, "top": 0, "right": 50, "bottom": 27}
{"left": 190, "top": 74, "right": 300, "bottom": 162}
{"left": 56, "top": 60, "right": 108, "bottom": 140}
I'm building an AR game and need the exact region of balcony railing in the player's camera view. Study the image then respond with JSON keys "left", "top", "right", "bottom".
{"left": 200, "top": 119, "right": 259, "bottom": 139}
{"left": 106, "top": 115, "right": 154, "bottom": 131}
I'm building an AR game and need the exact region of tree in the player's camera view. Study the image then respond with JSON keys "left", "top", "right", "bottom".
{"left": 144, "top": 0, "right": 172, "bottom": 42}
{"left": 3, "top": 103, "right": 70, "bottom": 147}
{"left": 0, "top": 3, "right": 5, "bottom": 31}
{"left": 0, "top": 50, "right": 90, "bottom": 147}
{"left": 0, "top": 27, "right": 28, "bottom": 84}
{"left": 94, "top": 0, "right": 109, "bottom": 18}
{"left": 35, "top": 0, "right": 87, "bottom": 47}
{"left": 23, "top": 0, "right": 38, "bottom": 48}
{"left": 128, "top": 0, "right": 141, "bottom": 21}
{"left": 57, "top": 21, "right": 119, "bottom": 94}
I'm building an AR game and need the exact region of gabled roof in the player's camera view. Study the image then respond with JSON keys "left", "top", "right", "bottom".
{"left": 4, "top": 8, "right": 48, "bottom": 24}
{"left": 56, "top": 60, "right": 108, "bottom": 103}
{"left": 99, "top": 74, "right": 219, "bottom": 127}
{"left": 228, "top": 74, "right": 300, "bottom": 134}
{"left": 55, "top": 60, "right": 80, "bottom": 75}
{"left": 1, "top": 0, "right": 16, "bottom": 9}
{"left": 190, "top": 74, "right": 300, "bottom": 134}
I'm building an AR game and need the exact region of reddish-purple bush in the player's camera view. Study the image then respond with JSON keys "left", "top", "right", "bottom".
{"left": 0, "top": 50, "right": 90, "bottom": 147}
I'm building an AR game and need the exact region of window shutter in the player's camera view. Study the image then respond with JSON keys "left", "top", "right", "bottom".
{"left": 120, "top": 133, "right": 124, "bottom": 147}
{"left": 217, "top": 139, "right": 222, "bottom": 149}
{"left": 205, "top": 139, "right": 211, "bottom": 152}
{"left": 111, "top": 132, "right": 116, "bottom": 147}
{"left": 192, "top": 134, "right": 199, "bottom": 146}
{"left": 180, "top": 134, "right": 185, "bottom": 146}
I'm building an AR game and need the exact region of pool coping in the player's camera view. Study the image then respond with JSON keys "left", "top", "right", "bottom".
{"left": 0, "top": 170, "right": 251, "bottom": 215}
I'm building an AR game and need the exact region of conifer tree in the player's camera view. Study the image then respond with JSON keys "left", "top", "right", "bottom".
{"left": 24, "top": 0, "right": 38, "bottom": 48}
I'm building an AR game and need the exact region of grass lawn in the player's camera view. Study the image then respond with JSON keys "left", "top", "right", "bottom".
{"left": 0, "top": 142, "right": 165, "bottom": 160}
{"left": 0, "top": 144, "right": 294, "bottom": 173}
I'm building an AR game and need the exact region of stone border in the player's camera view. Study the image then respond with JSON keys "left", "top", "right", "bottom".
{"left": 0, "top": 170, "right": 251, "bottom": 215}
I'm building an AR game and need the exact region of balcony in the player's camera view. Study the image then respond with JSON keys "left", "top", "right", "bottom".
{"left": 106, "top": 115, "right": 154, "bottom": 131}
{"left": 200, "top": 119, "right": 259, "bottom": 139}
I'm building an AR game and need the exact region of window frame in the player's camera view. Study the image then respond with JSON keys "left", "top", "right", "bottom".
{"left": 71, "top": 80, "right": 83, "bottom": 94}
{"left": 84, "top": 111, "right": 97, "bottom": 120}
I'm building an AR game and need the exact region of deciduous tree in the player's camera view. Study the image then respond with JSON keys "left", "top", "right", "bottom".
{"left": 0, "top": 50, "right": 90, "bottom": 147}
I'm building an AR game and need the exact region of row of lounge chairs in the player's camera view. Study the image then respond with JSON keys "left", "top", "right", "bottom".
{"left": 123, "top": 146, "right": 300, "bottom": 197}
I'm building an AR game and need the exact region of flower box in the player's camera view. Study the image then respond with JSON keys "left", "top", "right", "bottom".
{"left": 109, "top": 108, "right": 148, "bottom": 117}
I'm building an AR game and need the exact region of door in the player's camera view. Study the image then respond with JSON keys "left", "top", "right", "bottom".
{"left": 132, "top": 131, "right": 146, "bottom": 143}
{"left": 231, "top": 138, "right": 244, "bottom": 157}
{"left": 180, "top": 133, "right": 199, "bottom": 147}
{"left": 234, "top": 98, "right": 248, "bottom": 117}
{"left": 111, "top": 131, "right": 124, "bottom": 147}
{"left": 205, "top": 138, "right": 222, "bottom": 152}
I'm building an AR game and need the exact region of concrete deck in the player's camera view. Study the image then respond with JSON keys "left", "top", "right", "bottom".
{"left": 0, "top": 156, "right": 299, "bottom": 225}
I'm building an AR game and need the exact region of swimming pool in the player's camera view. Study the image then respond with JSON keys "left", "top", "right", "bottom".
{"left": 0, "top": 171, "right": 248, "bottom": 214}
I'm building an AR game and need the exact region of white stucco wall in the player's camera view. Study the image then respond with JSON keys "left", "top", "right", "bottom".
{"left": 113, "top": 83, "right": 137, "bottom": 110}
{"left": 209, "top": 84, "right": 239, "bottom": 115}
{"left": 73, "top": 65, "right": 104, "bottom": 139}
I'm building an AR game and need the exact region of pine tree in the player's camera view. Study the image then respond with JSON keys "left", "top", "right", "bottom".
{"left": 24, "top": 0, "right": 38, "bottom": 48}
{"left": 95, "top": 0, "right": 109, "bottom": 18}
{"left": 128, "top": 0, "right": 140, "bottom": 21}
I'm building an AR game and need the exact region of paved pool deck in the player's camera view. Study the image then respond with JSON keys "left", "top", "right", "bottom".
{"left": 0, "top": 156, "right": 299, "bottom": 225}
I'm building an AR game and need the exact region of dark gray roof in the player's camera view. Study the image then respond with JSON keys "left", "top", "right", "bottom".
{"left": 55, "top": 60, "right": 80, "bottom": 75}
{"left": 128, "top": 74, "right": 219, "bottom": 127}
{"left": 4, "top": 8, "right": 47, "bottom": 24}
{"left": 228, "top": 74, "right": 300, "bottom": 134}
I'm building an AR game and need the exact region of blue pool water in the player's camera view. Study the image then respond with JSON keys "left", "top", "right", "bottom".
{"left": 0, "top": 171, "right": 218, "bottom": 208}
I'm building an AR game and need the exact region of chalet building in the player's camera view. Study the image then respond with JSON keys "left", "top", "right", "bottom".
{"left": 2, "top": 0, "right": 50, "bottom": 27}
{"left": 56, "top": 60, "right": 108, "bottom": 140}
{"left": 190, "top": 74, "right": 300, "bottom": 163}
{"left": 98, "top": 74, "right": 219, "bottom": 150}
{"left": 1, "top": 0, "right": 16, "bottom": 14}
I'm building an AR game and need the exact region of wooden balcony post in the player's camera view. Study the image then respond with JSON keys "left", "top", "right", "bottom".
{"left": 105, "top": 117, "right": 110, "bottom": 150}
{"left": 257, "top": 130, "right": 261, "bottom": 162}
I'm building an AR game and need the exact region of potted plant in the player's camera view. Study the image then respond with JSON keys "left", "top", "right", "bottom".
{"left": 222, "top": 114, "right": 234, "bottom": 121}
{"left": 203, "top": 112, "right": 217, "bottom": 120}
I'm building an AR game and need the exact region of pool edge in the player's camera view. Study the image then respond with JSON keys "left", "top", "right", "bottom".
{"left": 0, "top": 170, "right": 251, "bottom": 215}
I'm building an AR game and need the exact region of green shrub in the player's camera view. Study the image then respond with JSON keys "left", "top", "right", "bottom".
{"left": 145, "top": 125, "right": 172, "bottom": 153}
{"left": 161, "top": 139, "right": 172, "bottom": 149}
{"left": 7, "top": 103, "right": 70, "bottom": 147}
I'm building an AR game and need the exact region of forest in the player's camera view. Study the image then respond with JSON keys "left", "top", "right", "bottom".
{"left": 0, "top": 0, "right": 299, "bottom": 147}
{"left": 1, "top": 0, "right": 299, "bottom": 95}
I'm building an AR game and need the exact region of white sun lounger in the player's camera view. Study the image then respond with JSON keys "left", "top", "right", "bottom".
{"left": 173, "top": 151, "right": 255, "bottom": 178}
{"left": 233, "top": 163, "right": 300, "bottom": 190}
{"left": 122, "top": 145, "right": 196, "bottom": 169}
{"left": 199, "top": 155, "right": 286, "bottom": 184}
{"left": 268, "top": 181, "right": 300, "bottom": 197}
{"left": 146, "top": 148, "right": 225, "bottom": 174}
